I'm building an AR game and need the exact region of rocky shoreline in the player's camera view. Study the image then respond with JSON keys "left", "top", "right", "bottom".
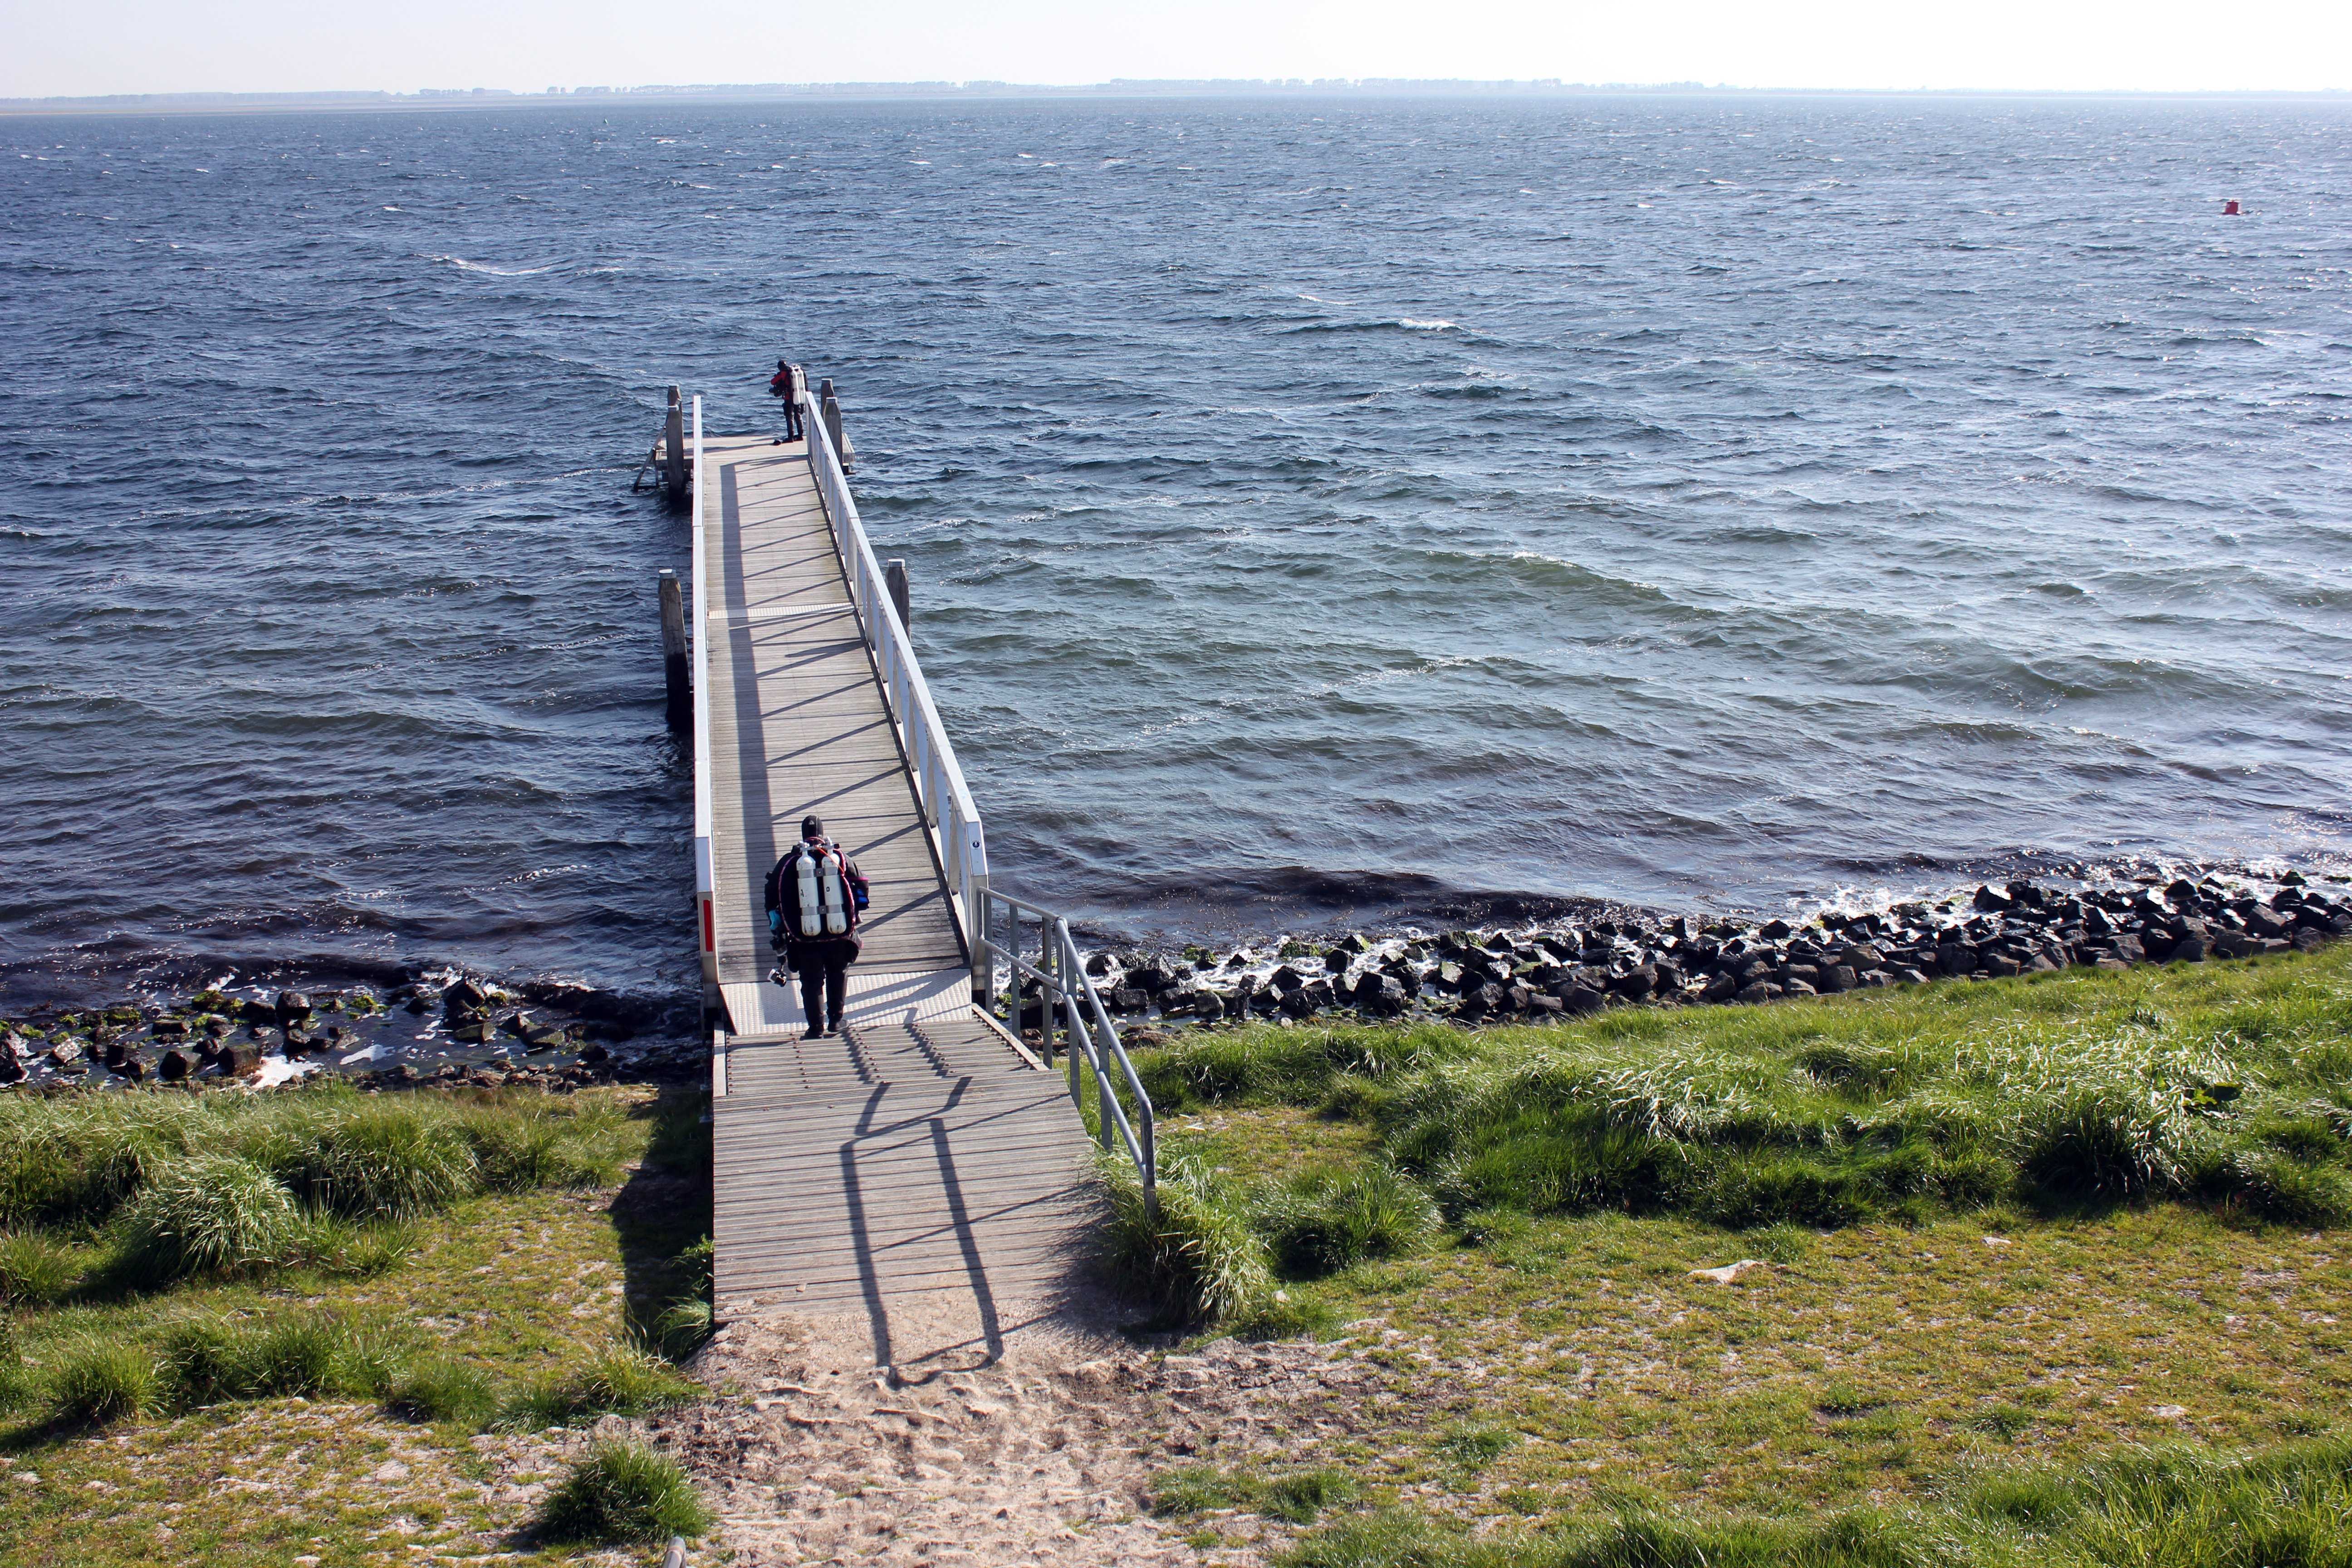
{"left": 8, "top": 866, "right": 2346, "bottom": 1091}
{"left": 0, "top": 973, "right": 706, "bottom": 1094}
{"left": 1058, "top": 867, "right": 2351, "bottom": 1033}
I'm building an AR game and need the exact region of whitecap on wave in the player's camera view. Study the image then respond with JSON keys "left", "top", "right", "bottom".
{"left": 426, "top": 255, "right": 559, "bottom": 276}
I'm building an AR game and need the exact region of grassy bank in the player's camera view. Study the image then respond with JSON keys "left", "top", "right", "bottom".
{"left": 0, "top": 1083, "right": 713, "bottom": 1566}
{"left": 1108, "top": 946, "right": 2352, "bottom": 1564}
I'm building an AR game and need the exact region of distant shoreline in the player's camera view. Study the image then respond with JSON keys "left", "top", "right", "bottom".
{"left": 4, "top": 81, "right": 2347, "bottom": 118}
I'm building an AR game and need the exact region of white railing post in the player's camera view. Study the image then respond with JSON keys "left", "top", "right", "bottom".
{"left": 691, "top": 397, "right": 717, "bottom": 1015}
{"left": 799, "top": 367, "right": 987, "bottom": 968}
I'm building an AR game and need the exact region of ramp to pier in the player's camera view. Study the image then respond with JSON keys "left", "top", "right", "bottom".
{"left": 693, "top": 427, "right": 1096, "bottom": 1323}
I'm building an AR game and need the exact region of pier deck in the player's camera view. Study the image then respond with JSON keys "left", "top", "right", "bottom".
{"left": 694, "top": 430, "right": 1095, "bottom": 1323}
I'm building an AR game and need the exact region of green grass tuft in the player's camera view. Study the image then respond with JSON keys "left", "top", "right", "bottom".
{"left": 289, "top": 1108, "right": 478, "bottom": 1220}
{"left": 1154, "top": 1463, "right": 1360, "bottom": 1525}
{"left": 114, "top": 1154, "right": 300, "bottom": 1283}
{"left": 0, "top": 1229, "right": 81, "bottom": 1304}
{"left": 501, "top": 1347, "right": 699, "bottom": 1430}
{"left": 534, "top": 1440, "right": 712, "bottom": 1544}
{"left": 1098, "top": 1153, "right": 1272, "bottom": 1326}
{"left": 45, "top": 1335, "right": 158, "bottom": 1427}
{"left": 386, "top": 1356, "right": 500, "bottom": 1426}
{"left": 1256, "top": 1165, "right": 1441, "bottom": 1279}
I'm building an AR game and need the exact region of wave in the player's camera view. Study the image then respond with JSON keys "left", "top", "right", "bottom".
{"left": 426, "top": 254, "right": 560, "bottom": 276}
{"left": 1278, "top": 317, "right": 1461, "bottom": 336}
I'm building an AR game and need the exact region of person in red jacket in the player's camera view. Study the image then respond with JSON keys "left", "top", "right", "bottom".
{"left": 768, "top": 359, "right": 805, "bottom": 443}
{"left": 764, "top": 815, "right": 866, "bottom": 1039}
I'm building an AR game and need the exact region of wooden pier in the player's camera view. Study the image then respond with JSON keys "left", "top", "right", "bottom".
{"left": 682, "top": 393, "right": 1109, "bottom": 1333}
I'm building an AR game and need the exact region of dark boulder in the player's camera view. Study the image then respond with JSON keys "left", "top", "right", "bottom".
{"left": 1357, "top": 974, "right": 1409, "bottom": 1017}
{"left": 1819, "top": 965, "right": 1857, "bottom": 994}
{"left": 1269, "top": 965, "right": 1306, "bottom": 994}
{"left": 1553, "top": 984, "right": 1606, "bottom": 1015}
{"left": 1453, "top": 983, "right": 1505, "bottom": 1021}
{"left": 157, "top": 1049, "right": 191, "bottom": 1082}
{"left": 2242, "top": 906, "right": 2291, "bottom": 940}
{"left": 1323, "top": 949, "right": 1354, "bottom": 974}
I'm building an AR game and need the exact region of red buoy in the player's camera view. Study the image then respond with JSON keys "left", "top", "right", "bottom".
{"left": 2224, "top": 199, "right": 2242, "bottom": 215}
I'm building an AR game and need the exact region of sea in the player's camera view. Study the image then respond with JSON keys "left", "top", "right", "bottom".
{"left": 4, "top": 93, "right": 2351, "bottom": 1012}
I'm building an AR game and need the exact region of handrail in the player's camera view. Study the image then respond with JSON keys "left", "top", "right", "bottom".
{"left": 974, "top": 886, "right": 1156, "bottom": 1215}
{"left": 631, "top": 427, "right": 665, "bottom": 492}
{"left": 797, "top": 375, "right": 991, "bottom": 980}
{"left": 691, "top": 397, "right": 716, "bottom": 1004}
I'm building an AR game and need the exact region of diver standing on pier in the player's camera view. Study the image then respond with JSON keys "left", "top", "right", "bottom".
{"left": 769, "top": 359, "right": 804, "bottom": 443}
{"left": 765, "top": 815, "right": 866, "bottom": 1039}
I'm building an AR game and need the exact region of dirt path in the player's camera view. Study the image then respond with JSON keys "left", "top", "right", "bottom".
{"left": 652, "top": 1283, "right": 1284, "bottom": 1568}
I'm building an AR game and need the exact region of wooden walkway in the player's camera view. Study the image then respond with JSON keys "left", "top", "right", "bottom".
{"left": 696, "top": 432, "right": 1096, "bottom": 1329}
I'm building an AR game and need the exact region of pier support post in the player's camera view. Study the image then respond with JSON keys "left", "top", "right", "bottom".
{"left": 884, "top": 558, "right": 910, "bottom": 635}
{"left": 969, "top": 873, "right": 991, "bottom": 1006}
{"left": 662, "top": 386, "right": 688, "bottom": 508}
{"left": 819, "top": 378, "right": 847, "bottom": 470}
{"left": 658, "top": 568, "right": 689, "bottom": 734}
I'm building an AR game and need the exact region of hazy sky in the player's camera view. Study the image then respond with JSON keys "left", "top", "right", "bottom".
{"left": 10, "top": 0, "right": 2348, "bottom": 98}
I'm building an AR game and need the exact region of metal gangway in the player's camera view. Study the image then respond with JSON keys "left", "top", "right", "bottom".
{"left": 680, "top": 375, "right": 1153, "bottom": 1336}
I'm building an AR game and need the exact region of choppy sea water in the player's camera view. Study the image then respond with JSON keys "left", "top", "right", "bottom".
{"left": 4, "top": 94, "right": 2350, "bottom": 1007}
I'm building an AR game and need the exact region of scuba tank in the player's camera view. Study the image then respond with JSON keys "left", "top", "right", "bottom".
{"left": 794, "top": 844, "right": 851, "bottom": 938}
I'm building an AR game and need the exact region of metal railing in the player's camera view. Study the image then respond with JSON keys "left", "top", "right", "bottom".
{"left": 975, "top": 887, "right": 1156, "bottom": 1214}
{"left": 690, "top": 397, "right": 717, "bottom": 1002}
{"left": 797, "top": 374, "right": 992, "bottom": 991}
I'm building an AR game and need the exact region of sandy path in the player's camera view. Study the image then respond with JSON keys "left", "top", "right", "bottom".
{"left": 653, "top": 1279, "right": 1274, "bottom": 1567}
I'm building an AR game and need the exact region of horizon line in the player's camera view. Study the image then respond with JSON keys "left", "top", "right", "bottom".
{"left": 5, "top": 78, "right": 2349, "bottom": 116}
